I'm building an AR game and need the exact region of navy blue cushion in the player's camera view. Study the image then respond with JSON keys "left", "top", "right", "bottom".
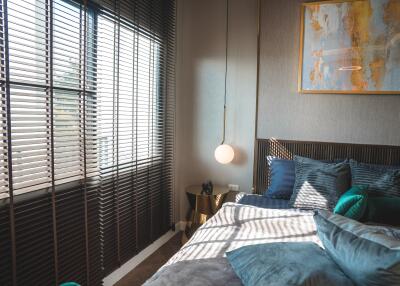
{"left": 289, "top": 156, "right": 351, "bottom": 211}
{"left": 350, "top": 160, "right": 400, "bottom": 197}
{"left": 226, "top": 242, "right": 354, "bottom": 286}
{"left": 238, "top": 195, "right": 290, "bottom": 209}
{"left": 264, "top": 156, "right": 295, "bottom": 199}
{"left": 315, "top": 210, "right": 400, "bottom": 286}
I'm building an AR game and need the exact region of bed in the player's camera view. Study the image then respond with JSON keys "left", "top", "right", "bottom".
{"left": 145, "top": 200, "right": 318, "bottom": 285}
{"left": 144, "top": 139, "right": 400, "bottom": 286}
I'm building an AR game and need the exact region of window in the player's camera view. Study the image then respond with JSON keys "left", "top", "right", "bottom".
{"left": 0, "top": 0, "right": 164, "bottom": 197}
{"left": 4, "top": 0, "right": 97, "bottom": 196}
{"left": 97, "top": 15, "right": 162, "bottom": 171}
{"left": 96, "top": 9, "right": 171, "bottom": 272}
{"left": 0, "top": 0, "right": 175, "bottom": 285}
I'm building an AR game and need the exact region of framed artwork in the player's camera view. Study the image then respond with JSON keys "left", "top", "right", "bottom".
{"left": 298, "top": 0, "right": 400, "bottom": 94}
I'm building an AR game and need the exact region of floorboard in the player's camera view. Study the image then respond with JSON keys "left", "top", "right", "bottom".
{"left": 115, "top": 232, "right": 182, "bottom": 286}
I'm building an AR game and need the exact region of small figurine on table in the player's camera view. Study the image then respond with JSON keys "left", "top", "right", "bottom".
{"left": 201, "top": 181, "right": 213, "bottom": 195}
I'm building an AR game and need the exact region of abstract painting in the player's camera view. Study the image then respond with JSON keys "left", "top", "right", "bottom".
{"left": 298, "top": 0, "right": 400, "bottom": 94}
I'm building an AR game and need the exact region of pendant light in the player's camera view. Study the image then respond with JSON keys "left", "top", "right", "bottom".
{"left": 214, "top": 0, "right": 234, "bottom": 165}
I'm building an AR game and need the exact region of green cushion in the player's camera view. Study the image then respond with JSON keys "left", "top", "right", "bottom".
{"left": 366, "top": 195, "right": 400, "bottom": 226}
{"left": 334, "top": 185, "right": 368, "bottom": 220}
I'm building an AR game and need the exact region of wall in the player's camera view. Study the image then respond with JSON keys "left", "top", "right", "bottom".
{"left": 175, "top": 0, "right": 258, "bottom": 220}
{"left": 175, "top": 0, "right": 400, "bottom": 221}
{"left": 258, "top": 0, "right": 400, "bottom": 145}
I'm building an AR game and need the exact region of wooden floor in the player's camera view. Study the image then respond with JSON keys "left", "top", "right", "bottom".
{"left": 115, "top": 232, "right": 182, "bottom": 286}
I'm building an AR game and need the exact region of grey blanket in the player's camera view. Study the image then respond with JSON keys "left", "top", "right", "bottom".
{"left": 144, "top": 202, "right": 321, "bottom": 286}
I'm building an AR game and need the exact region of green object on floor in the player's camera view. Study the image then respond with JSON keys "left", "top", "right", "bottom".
{"left": 60, "top": 283, "right": 80, "bottom": 286}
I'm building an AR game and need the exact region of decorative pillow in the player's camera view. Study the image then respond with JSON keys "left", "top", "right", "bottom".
{"left": 364, "top": 163, "right": 400, "bottom": 171}
{"left": 264, "top": 156, "right": 295, "bottom": 199}
{"left": 334, "top": 185, "right": 369, "bottom": 220}
{"left": 314, "top": 210, "right": 400, "bottom": 286}
{"left": 289, "top": 156, "right": 351, "bottom": 210}
{"left": 265, "top": 156, "right": 336, "bottom": 200}
{"left": 365, "top": 195, "right": 400, "bottom": 226}
{"left": 350, "top": 160, "right": 400, "bottom": 197}
{"left": 226, "top": 242, "right": 354, "bottom": 286}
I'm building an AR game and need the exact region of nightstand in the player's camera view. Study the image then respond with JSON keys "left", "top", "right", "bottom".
{"left": 182, "top": 185, "right": 229, "bottom": 244}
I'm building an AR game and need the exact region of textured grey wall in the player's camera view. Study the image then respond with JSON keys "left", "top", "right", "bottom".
{"left": 258, "top": 0, "right": 400, "bottom": 145}
{"left": 175, "top": 0, "right": 258, "bottom": 220}
{"left": 175, "top": 0, "right": 400, "bottom": 221}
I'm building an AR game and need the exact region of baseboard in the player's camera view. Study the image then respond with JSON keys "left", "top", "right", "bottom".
{"left": 176, "top": 220, "right": 187, "bottom": 231}
{"left": 103, "top": 221, "right": 186, "bottom": 286}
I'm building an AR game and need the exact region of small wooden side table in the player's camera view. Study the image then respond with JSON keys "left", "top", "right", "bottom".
{"left": 182, "top": 185, "right": 229, "bottom": 244}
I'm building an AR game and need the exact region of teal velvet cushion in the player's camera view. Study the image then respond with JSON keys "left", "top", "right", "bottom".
{"left": 226, "top": 242, "right": 354, "bottom": 286}
{"left": 314, "top": 210, "right": 400, "bottom": 286}
{"left": 334, "top": 185, "right": 400, "bottom": 225}
{"left": 334, "top": 185, "right": 369, "bottom": 220}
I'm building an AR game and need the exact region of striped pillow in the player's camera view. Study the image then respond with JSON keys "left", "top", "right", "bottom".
{"left": 350, "top": 160, "right": 400, "bottom": 197}
{"left": 289, "top": 156, "right": 351, "bottom": 211}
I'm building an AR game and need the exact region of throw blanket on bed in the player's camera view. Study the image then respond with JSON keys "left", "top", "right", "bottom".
{"left": 144, "top": 202, "right": 321, "bottom": 286}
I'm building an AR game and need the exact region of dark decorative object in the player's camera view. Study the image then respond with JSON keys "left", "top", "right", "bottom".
{"left": 201, "top": 181, "right": 214, "bottom": 195}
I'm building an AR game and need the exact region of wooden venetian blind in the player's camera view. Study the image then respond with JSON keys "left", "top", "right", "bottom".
{"left": 0, "top": 0, "right": 176, "bottom": 285}
{"left": 95, "top": 0, "right": 176, "bottom": 275}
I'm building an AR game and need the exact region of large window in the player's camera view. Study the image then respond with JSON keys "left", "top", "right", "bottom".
{"left": 0, "top": 0, "right": 162, "bottom": 197}
{"left": 97, "top": 14, "right": 161, "bottom": 171}
{"left": 4, "top": 0, "right": 97, "bottom": 196}
{"left": 0, "top": 0, "right": 175, "bottom": 285}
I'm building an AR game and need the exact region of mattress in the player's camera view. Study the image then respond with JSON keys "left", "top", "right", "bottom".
{"left": 144, "top": 202, "right": 320, "bottom": 286}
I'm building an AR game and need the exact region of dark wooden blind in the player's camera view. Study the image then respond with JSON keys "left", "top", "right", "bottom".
{"left": 0, "top": 0, "right": 176, "bottom": 285}
{"left": 95, "top": 0, "right": 176, "bottom": 276}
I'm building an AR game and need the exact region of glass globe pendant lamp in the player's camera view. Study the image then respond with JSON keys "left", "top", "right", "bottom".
{"left": 215, "top": 0, "right": 234, "bottom": 165}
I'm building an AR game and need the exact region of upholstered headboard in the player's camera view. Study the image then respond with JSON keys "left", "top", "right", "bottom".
{"left": 253, "top": 138, "right": 400, "bottom": 195}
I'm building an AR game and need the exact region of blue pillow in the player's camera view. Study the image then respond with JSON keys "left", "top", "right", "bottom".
{"left": 315, "top": 210, "right": 400, "bottom": 286}
{"left": 264, "top": 156, "right": 295, "bottom": 199}
{"left": 289, "top": 156, "right": 351, "bottom": 211}
{"left": 265, "top": 156, "right": 348, "bottom": 200}
{"left": 226, "top": 242, "right": 354, "bottom": 286}
{"left": 350, "top": 160, "right": 400, "bottom": 197}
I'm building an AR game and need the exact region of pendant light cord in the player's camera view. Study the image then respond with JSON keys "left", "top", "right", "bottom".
{"left": 222, "top": 0, "right": 229, "bottom": 145}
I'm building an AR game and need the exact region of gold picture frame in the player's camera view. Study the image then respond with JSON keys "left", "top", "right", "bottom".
{"left": 298, "top": 0, "right": 400, "bottom": 95}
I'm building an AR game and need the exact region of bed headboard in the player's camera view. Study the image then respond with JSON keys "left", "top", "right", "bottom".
{"left": 253, "top": 138, "right": 400, "bottom": 195}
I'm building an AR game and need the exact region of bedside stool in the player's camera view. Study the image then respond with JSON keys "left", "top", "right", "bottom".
{"left": 182, "top": 185, "right": 229, "bottom": 244}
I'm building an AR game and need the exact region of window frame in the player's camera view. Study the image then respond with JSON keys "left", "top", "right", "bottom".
{"left": 0, "top": 0, "right": 167, "bottom": 199}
